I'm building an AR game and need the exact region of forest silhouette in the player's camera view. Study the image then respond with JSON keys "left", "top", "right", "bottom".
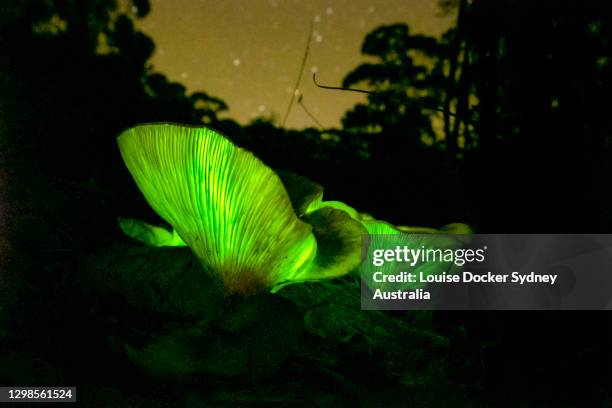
{"left": 1, "top": 0, "right": 612, "bottom": 405}
{"left": 2, "top": 0, "right": 611, "bottom": 232}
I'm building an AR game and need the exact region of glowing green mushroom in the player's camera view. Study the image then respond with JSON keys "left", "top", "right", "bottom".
{"left": 118, "top": 217, "right": 187, "bottom": 247}
{"left": 118, "top": 123, "right": 365, "bottom": 294}
{"left": 358, "top": 219, "right": 466, "bottom": 291}
{"left": 273, "top": 172, "right": 472, "bottom": 291}
{"left": 275, "top": 169, "right": 473, "bottom": 289}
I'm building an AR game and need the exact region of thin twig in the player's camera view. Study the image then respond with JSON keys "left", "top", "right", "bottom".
{"left": 297, "top": 95, "right": 324, "bottom": 128}
{"left": 312, "top": 73, "right": 373, "bottom": 94}
{"left": 282, "top": 20, "right": 315, "bottom": 127}
{"left": 312, "top": 72, "right": 463, "bottom": 118}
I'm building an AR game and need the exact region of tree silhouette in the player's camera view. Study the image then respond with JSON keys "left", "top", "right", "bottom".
{"left": 337, "top": 1, "right": 612, "bottom": 231}
{"left": 0, "top": 0, "right": 229, "bottom": 190}
{"left": 341, "top": 23, "right": 439, "bottom": 143}
{"left": 335, "top": 23, "right": 464, "bottom": 225}
{"left": 449, "top": 0, "right": 612, "bottom": 232}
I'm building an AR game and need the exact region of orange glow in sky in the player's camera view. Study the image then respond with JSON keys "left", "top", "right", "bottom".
{"left": 137, "top": 0, "right": 455, "bottom": 129}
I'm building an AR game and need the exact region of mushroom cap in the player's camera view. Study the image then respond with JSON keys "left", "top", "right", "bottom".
{"left": 118, "top": 123, "right": 317, "bottom": 294}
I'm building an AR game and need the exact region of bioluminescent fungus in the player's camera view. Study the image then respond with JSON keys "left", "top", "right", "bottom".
{"left": 118, "top": 123, "right": 365, "bottom": 294}
{"left": 119, "top": 217, "right": 187, "bottom": 247}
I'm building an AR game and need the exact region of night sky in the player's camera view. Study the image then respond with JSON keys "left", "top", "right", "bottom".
{"left": 137, "top": 0, "right": 455, "bottom": 129}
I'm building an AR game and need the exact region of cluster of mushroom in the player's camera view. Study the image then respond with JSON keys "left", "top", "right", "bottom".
{"left": 118, "top": 123, "right": 468, "bottom": 295}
